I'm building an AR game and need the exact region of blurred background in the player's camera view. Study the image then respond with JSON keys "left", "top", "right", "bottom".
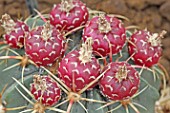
{"left": 0, "top": 0, "right": 169, "bottom": 112}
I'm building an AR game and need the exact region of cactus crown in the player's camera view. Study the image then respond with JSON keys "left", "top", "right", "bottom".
{"left": 60, "top": 0, "right": 74, "bottom": 13}
{"left": 41, "top": 21, "right": 53, "bottom": 41}
{"left": 115, "top": 64, "right": 128, "bottom": 83}
{"left": 1, "top": 14, "right": 16, "bottom": 33}
{"left": 148, "top": 30, "right": 167, "bottom": 47}
{"left": 79, "top": 38, "right": 93, "bottom": 64}
{"left": 33, "top": 75, "right": 48, "bottom": 92}
{"left": 98, "top": 15, "right": 111, "bottom": 33}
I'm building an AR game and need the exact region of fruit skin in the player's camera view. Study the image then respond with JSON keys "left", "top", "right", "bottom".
{"left": 83, "top": 15, "right": 126, "bottom": 57}
{"left": 30, "top": 75, "right": 61, "bottom": 106}
{"left": 50, "top": 0, "right": 89, "bottom": 32}
{"left": 3, "top": 21, "right": 29, "bottom": 48}
{"left": 1, "top": 14, "right": 29, "bottom": 48}
{"left": 58, "top": 50, "right": 101, "bottom": 92}
{"left": 25, "top": 22, "right": 65, "bottom": 66}
{"left": 128, "top": 30, "right": 162, "bottom": 67}
{"left": 99, "top": 62, "right": 140, "bottom": 101}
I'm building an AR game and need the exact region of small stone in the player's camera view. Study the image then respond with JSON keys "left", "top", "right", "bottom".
{"left": 160, "top": 1, "right": 170, "bottom": 21}
{"left": 146, "top": 0, "right": 166, "bottom": 5}
{"left": 145, "top": 7, "right": 162, "bottom": 28}
{"left": 0, "top": 0, "right": 4, "bottom": 4}
{"left": 38, "top": 3, "right": 51, "bottom": 13}
{"left": 162, "top": 37, "right": 170, "bottom": 48}
{"left": 163, "top": 48, "right": 170, "bottom": 61}
{"left": 0, "top": 27, "right": 5, "bottom": 36}
{"left": 125, "top": 0, "right": 148, "bottom": 10}
{"left": 161, "top": 21, "right": 170, "bottom": 33}
{"left": 0, "top": 4, "right": 4, "bottom": 16}
{"left": 82, "top": 0, "right": 102, "bottom": 8}
{"left": 159, "top": 57, "right": 170, "bottom": 76}
{"left": 96, "top": 0, "right": 128, "bottom": 15}
{"left": 37, "top": 0, "right": 60, "bottom": 4}
{"left": 4, "top": 0, "right": 13, "bottom": 4}
{"left": 4, "top": 2, "right": 19, "bottom": 14}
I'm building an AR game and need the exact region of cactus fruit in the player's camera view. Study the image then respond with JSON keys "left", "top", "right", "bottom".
{"left": 128, "top": 30, "right": 166, "bottom": 67}
{"left": 50, "top": 0, "right": 89, "bottom": 32}
{"left": 1, "top": 14, "right": 29, "bottom": 48}
{"left": 25, "top": 21, "right": 65, "bottom": 66}
{"left": 83, "top": 15, "right": 126, "bottom": 57}
{"left": 58, "top": 38, "right": 100, "bottom": 92}
{"left": 30, "top": 75, "right": 61, "bottom": 106}
{"left": 99, "top": 62, "right": 140, "bottom": 100}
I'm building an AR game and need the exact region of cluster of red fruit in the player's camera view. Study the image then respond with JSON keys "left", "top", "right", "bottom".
{"left": 0, "top": 0, "right": 166, "bottom": 113}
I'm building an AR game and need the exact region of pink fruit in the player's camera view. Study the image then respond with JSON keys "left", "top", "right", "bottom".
{"left": 83, "top": 15, "right": 126, "bottom": 57}
{"left": 58, "top": 38, "right": 100, "bottom": 92}
{"left": 1, "top": 14, "right": 29, "bottom": 48}
{"left": 99, "top": 62, "right": 140, "bottom": 100}
{"left": 30, "top": 75, "right": 61, "bottom": 106}
{"left": 128, "top": 30, "right": 166, "bottom": 67}
{"left": 25, "top": 21, "right": 65, "bottom": 66}
{"left": 50, "top": 0, "right": 89, "bottom": 32}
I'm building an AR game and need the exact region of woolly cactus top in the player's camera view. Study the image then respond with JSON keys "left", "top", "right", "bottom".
{"left": 79, "top": 38, "right": 93, "bottom": 64}
{"left": 115, "top": 64, "right": 128, "bottom": 83}
{"left": 0, "top": 104, "right": 5, "bottom": 113}
{"left": 32, "top": 75, "right": 48, "bottom": 93}
{"left": 41, "top": 21, "right": 53, "bottom": 41}
{"left": 60, "top": 0, "right": 75, "bottom": 13}
{"left": 148, "top": 30, "right": 167, "bottom": 47}
{"left": 1, "top": 14, "right": 16, "bottom": 34}
{"left": 97, "top": 15, "right": 112, "bottom": 33}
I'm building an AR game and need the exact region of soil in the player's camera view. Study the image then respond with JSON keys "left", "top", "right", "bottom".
{"left": 0, "top": 0, "right": 170, "bottom": 112}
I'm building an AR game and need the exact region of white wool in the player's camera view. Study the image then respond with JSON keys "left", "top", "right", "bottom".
{"left": 0, "top": 104, "right": 5, "bottom": 113}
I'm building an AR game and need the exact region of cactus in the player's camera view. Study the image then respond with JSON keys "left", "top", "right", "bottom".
{"left": 0, "top": 1, "right": 166, "bottom": 113}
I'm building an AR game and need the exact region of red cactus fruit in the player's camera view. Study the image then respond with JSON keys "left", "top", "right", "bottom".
{"left": 50, "top": 0, "right": 89, "bottom": 32}
{"left": 99, "top": 62, "right": 140, "bottom": 101}
{"left": 58, "top": 38, "right": 100, "bottom": 92}
{"left": 1, "top": 14, "right": 29, "bottom": 48}
{"left": 83, "top": 15, "right": 126, "bottom": 57}
{"left": 128, "top": 30, "right": 166, "bottom": 67}
{"left": 30, "top": 75, "right": 61, "bottom": 106}
{"left": 25, "top": 21, "right": 65, "bottom": 66}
